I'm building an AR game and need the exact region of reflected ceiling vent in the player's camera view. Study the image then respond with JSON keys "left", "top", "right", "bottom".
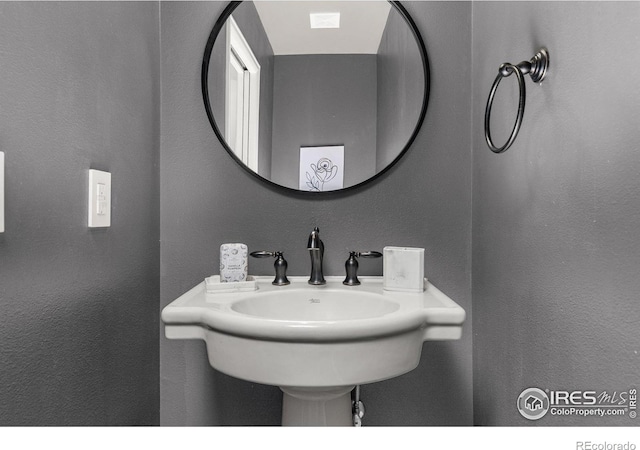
{"left": 309, "top": 12, "right": 340, "bottom": 29}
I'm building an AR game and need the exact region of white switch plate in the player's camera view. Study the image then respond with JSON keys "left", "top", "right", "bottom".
{"left": 88, "top": 169, "right": 111, "bottom": 227}
{"left": 0, "top": 152, "right": 4, "bottom": 233}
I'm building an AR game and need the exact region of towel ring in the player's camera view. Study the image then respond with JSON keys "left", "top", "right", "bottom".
{"left": 484, "top": 48, "right": 549, "bottom": 154}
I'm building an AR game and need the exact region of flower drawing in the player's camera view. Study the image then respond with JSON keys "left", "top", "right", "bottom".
{"left": 306, "top": 157, "right": 339, "bottom": 191}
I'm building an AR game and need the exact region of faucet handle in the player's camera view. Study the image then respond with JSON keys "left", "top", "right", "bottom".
{"left": 357, "top": 251, "right": 382, "bottom": 258}
{"left": 250, "top": 251, "right": 290, "bottom": 286}
{"left": 343, "top": 251, "right": 382, "bottom": 286}
{"left": 250, "top": 251, "right": 276, "bottom": 258}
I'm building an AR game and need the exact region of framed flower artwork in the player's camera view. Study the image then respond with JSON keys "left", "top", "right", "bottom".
{"left": 299, "top": 145, "right": 344, "bottom": 192}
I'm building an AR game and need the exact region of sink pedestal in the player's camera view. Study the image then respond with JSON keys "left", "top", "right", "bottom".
{"left": 281, "top": 386, "right": 354, "bottom": 427}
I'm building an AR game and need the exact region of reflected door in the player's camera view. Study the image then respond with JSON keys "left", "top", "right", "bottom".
{"left": 226, "top": 17, "right": 260, "bottom": 171}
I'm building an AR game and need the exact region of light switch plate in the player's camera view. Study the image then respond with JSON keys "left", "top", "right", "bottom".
{"left": 88, "top": 169, "right": 111, "bottom": 227}
{"left": 0, "top": 152, "right": 4, "bottom": 233}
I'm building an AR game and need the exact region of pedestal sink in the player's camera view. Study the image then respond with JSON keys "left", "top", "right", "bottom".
{"left": 161, "top": 276, "right": 465, "bottom": 426}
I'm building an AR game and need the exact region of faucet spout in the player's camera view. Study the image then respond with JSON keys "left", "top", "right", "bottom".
{"left": 308, "top": 227, "right": 326, "bottom": 285}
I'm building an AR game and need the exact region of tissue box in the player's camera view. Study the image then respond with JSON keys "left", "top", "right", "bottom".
{"left": 383, "top": 246, "right": 425, "bottom": 292}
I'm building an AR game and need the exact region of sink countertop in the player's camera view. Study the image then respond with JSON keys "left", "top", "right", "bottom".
{"left": 162, "top": 276, "right": 465, "bottom": 342}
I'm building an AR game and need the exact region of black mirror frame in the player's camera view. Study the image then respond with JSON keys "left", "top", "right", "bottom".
{"left": 202, "top": 0, "right": 430, "bottom": 196}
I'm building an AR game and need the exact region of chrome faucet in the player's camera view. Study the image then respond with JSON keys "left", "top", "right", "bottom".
{"left": 307, "top": 227, "right": 326, "bottom": 285}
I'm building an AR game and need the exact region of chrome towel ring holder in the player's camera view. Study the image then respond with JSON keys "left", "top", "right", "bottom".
{"left": 484, "top": 48, "right": 550, "bottom": 153}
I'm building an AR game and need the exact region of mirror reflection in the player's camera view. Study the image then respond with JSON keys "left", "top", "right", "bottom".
{"left": 205, "top": 1, "right": 428, "bottom": 192}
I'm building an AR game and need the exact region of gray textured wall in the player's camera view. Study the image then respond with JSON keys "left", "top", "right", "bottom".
{"left": 0, "top": 2, "right": 160, "bottom": 425}
{"left": 160, "top": 0, "right": 472, "bottom": 426}
{"left": 472, "top": 1, "right": 640, "bottom": 425}
{"left": 271, "top": 54, "right": 377, "bottom": 190}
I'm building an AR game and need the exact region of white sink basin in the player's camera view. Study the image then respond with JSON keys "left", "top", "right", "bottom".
{"left": 231, "top": 289, "right": 399, "bottom": 321}
{"left": 162, "top": 276, "right": 465, "bottom": 426}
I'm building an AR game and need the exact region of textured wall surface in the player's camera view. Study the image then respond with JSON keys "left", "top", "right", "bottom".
{"left": 0, "top": 2, "right": 160, "bottom": 425}
{"left": 160, "top": 0, "right": 472, "bottom": 426}
{"left": 472, "top": 1, "right": 640, "bottom": 426}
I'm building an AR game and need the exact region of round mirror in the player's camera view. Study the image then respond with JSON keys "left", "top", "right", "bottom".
{"left": 203, "top": 0, "right": 429, "bottom": 193}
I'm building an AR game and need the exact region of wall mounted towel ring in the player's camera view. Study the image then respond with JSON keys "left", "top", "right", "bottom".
{"left": 484, "top": 48, "right": 550, "bottom": 153}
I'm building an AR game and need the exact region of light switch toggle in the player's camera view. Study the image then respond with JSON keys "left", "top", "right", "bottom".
{"left": 96, "top": 183, "right": 107, "bottom": 215}
{"left": 88, "top": 169, "right": 111, "bottom": 227}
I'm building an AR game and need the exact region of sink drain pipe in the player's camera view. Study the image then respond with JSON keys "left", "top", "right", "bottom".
{"left": 352, "top": 385, "right": 365, "bottom": 426}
